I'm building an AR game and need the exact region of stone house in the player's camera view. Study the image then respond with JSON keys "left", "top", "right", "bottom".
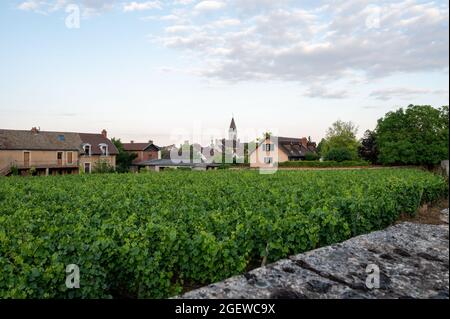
{"left": 0, "top": 127, "right": 118, "bottom": 176}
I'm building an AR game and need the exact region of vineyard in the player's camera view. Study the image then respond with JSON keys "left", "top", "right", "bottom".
{"left": 0, "top": 169, "right": 447, "bottom": 298}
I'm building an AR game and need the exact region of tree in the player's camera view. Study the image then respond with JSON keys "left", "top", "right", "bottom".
{"left": 111, "top": 138, "right": 137, "bottom": 173}
{"left": 321, "top": 120, "right": 360, "bottom": 160}
{"left": 316, "top": 138, "right": 326, "bottom": 157}
{"left": 376, "top": 105, "right": 449, "bottom": 166}
{"left": 358, "top": 130, "right": 379, "bottom": 163}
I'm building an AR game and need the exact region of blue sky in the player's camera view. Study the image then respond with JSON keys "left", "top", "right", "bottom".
{"left": 0, "top": 0, "right": 448, "bottom": 146}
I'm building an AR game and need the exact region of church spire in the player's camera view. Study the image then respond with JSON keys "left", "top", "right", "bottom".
{"left": 229, "top": 117, "right": 236, "bottom": 131}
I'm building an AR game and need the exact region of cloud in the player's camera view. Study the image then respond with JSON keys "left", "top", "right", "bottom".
{"left": 212, "top": 18, "right": 241, "bottom": 28}
{"left": 305, "top": 86, "right": 349, "bottom": 99}
{"left": 165, "top": 25, "right": 199, "bottom": 33}
{"left": 18, "top": 1, "right": 42, "bottom": 11}
{"left": 173, "top": 0, "right": 196, "bottom": 4}
{"left": 156, "top": 0, "right": 449, "bottom": 89}
{"left": 194, "top": 1, "right": 225, "bottom": 12}
{"left": 123, "top": 1, "right": 162, "bottom": 12}
{"left": 370, "top": 88, "right": 449, "bottom": 101}
{"left": 18, "top": 0, "right": 118, "bottom": 16}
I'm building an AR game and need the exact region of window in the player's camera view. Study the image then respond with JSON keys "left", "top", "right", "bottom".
{"left": 57, "top": 152, "right": 63, "bottom": 160}
{"left": 99, "top": 144, "right": 108, "bottom": 156}
{"left": 83, "top": 144, "right": 91, "bottom": 156}
{"left": 265, "top": 144, "right": 274, "bottom": 152}
{"left": 264, "top": 157, "right": 273, "bottom": 164}
{"left": 67, "top": 152, "right": 73, "bottom": 164}
{"left": 58, "top": 135, "right": 65, "bottom": 141}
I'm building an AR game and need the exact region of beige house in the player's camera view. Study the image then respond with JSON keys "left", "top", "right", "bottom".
{"left": 0, "top": 127, "right": 118, "bottom": 176}
{"left": 249, "top": 136, "right": 318, "bottom": 168}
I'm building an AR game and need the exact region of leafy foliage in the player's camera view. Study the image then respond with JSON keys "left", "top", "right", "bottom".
{"left": 358, "top": 130, "right": 379, "bottom": 164}
{"left": 324, "top": 148, "right": 353, "bottom": 162}
{"left": 111, "top": 138, "right": 138, "bottom": 173}
{"left": 278, "top": 160, "right": 369, "bottom": 167}
{"left": 0, "top": 169, "right": 447, "bottom": 298}
{"left": 376, "top": 105, "right": 449, "bottom": 165}
{"left": 92, "top": 160, "right": 115, "bottom": 174}
{"left": 320, "top": 120, "right": 360, "bottom": 160}
{"left": 304, "top": 152, "right": 320, "bottom": 161}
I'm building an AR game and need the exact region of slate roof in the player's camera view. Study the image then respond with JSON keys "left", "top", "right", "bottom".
{"left": 79, "top": 133, "right": 119, "bottom": 155}
{"left": 0, "top": 129, "right": 82, "bottom": 151}
{"left": 0, "top": 129, "right": 118, "bottom": 155}
{"left": 250, "top": 136, "right": 317, "bottom": 157}
{"left": 277, "top": 137, "right": 314, "bottom": 158}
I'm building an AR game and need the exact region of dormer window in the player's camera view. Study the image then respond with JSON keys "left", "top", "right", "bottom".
{"left": 99, "top": 144, "right": 108, "bottom": 156}
{"left": 83, "top": 144, "right": 91, "bottom": 156}
{"left": 58, "top": 135, "right": 65, "bottom": 141}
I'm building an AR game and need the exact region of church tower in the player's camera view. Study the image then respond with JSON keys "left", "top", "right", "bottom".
{"left": 229, "top": 117, "right": 237, "bottom": 141}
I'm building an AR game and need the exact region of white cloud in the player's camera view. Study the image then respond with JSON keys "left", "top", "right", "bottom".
{"left": 173, "top": 0, "right": 196, "bottom": 5}
{"left": 18, "top": 1, "right": 42, "bottom": 11}
{"left": 305, "top": 86, "right": 349, "bottom": 99}
{"left": 194, "top": 1, "right": 225, "bottom": 12}
{"left": 165, "top": 25, "right": 198, "bottom": 33}
{"left": 156, "top": 0, "right": 449, "bottom": 92}
{"left": 18, "top": 0, "right": 118, "bottom": 16}
{"left": 370, "top": 88, "right": 449, "bottom": 101}
{"left": 123, "top": 1, "right": 162, "bottom": 12}
{"left": 161, "top": 14, "right": 180, "bottom": 21}
{"left": 212, "top": 18, "right": 241, "bottom": 28}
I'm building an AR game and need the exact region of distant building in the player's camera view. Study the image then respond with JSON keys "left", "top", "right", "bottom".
{"left": 249, "top": 135, "right": 318, "bottom": 168}
{"left": 122, "top": 140, "right": 161, "bottom": 165}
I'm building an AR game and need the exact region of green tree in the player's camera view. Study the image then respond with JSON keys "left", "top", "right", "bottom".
{"left": 316, "top": 138, "right": 326, "bottom": 157}
{"left": 358, "top": 130, "right": 379, "bottom": 164}
{"left": 321, "top": 120, "right": 359, "bottom": 160}
{"left": 111, "top": 138, "right": 138, "bottom": 173}
{"left": 376, "top": 105, "right": 449, "bottom": 165}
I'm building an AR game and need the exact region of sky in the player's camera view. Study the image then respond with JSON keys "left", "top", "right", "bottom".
{"left": 0, "top": 0, "right": 448, "bottom": 146}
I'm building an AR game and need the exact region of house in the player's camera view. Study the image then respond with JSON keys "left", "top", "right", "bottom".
{"left": 249, "top": 135, "right": 318, "bottom": 168}
{"left": 78, "top": 130, "right": 118, "bottom": 174}
{"left": 122, "top": 140, "right": 161, "bottom": 165}
{"left": 0, "top": 127, "right": 118, "bottom": 176}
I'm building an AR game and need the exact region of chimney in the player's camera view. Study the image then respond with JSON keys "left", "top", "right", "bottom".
{"left": 31, "top": 127, "right": 39, "bottom": 135}
{"left": 148, "top": 140, "right": 153, "bottom": 144}
{"left": 300, "top": 137, "right": 308, "bottom": 147}
{"left": 101, "top": 129, "right": 107, "bottom": 138}
{"left": 130, "top": 140, "right": 134, "bottom": 144}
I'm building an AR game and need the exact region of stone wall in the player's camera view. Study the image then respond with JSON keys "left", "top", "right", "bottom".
{"left": 179, "top": 222, "right": 449, "bottom": 299}
{"left": 441, "top": 160, "right": 449, "bottom": 177}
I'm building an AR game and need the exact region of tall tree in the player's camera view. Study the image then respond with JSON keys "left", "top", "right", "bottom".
{"left": 111, "top": 138, "right": 138, "bottom": 173}
{"left": 358, "top": 130, "right": 379, "bottom": 163}
{"left": 321, "top": 120, "right": 360, "bottom": 160}
{"left": 376, "top": 105, "right": 449, "bottom": 165}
